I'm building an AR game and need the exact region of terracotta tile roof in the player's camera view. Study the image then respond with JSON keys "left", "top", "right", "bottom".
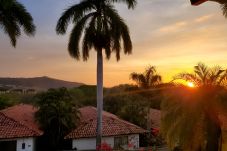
{"left": 65, "top": 106, "right": 147, "bottom": 139}
{"left": 1, "top": 104, "right": 43, "bottom": 135}
{"left": 0, "top": 112, "right": 41, "bottom": 139}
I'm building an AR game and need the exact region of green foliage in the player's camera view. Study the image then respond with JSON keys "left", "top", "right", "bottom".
{"left": 0, "top": 0, "right": 35, "bottom": 47}
{"left": 34, "top": 88, "right": 80, "bottom": 150}
{"left": 0, "top": 93, "right": 33, "bottom": 108}
{"left": 0, "top": 96, "right": 11, "bottom": 109}
{"left": 104, "top": 89, "right": 162, "bottom": 129}
{"left": 70, "top": 84, "right": 159, "bottom": 129}
{"left": 69, "top": 85, "right": 97, "bottom": 106}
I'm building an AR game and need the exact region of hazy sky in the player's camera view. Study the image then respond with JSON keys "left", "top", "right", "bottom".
{"left": 1, "top": 0, "right": 227, "bottom": 87}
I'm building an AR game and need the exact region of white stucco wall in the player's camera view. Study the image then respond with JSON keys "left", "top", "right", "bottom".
{"left": 128, "top": 134, "right": 139, "bottom": 150}
{"left": 72, "top": 134, "right": 140, "bottom": 150}
{"left": 72, "top": 138, "right": 95, "bottom": 150}
{"left": 16, "top": 137, "right": 35, "bottom": 151}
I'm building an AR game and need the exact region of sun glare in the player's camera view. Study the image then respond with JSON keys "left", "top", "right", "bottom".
{"left": 187, "top": 82, "right": 195, "bottom": 88}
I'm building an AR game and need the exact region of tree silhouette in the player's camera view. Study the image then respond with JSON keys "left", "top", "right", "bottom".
{"left": 130, "top": 65, "right": 162, "bottom": 89}
{"left": 174, "top": 62, "right": 227, "bottom": 87}
{"left": 0, "top": 0, "right": 35, "bottom": 47}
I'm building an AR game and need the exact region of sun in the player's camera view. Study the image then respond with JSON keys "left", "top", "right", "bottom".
{"left": 187, "top": 82, "right": 195, "bottom": 88}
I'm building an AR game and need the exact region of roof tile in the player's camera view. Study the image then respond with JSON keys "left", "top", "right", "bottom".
{"left": 1, "top": 104, "right": 43, "bottom": 136}
{"left": 0, "top": 112, "right": 40, "bottom": 139}
{"left": 65, "top": 106, "right": 147, "bottom": 139}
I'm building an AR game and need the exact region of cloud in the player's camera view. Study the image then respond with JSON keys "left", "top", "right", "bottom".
{"left": 159, "top": 21, "right": 188, "bottom": 33}
{"left": 194, "top": 14, "right": 214, "bottom": 23}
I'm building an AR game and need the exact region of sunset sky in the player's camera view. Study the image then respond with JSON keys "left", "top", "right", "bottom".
{"left": 1, "top": 0, "right": 227, "bottom": 87}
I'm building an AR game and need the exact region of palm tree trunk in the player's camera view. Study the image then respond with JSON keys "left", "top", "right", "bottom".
{"left": 96, "top": 48, "right": 103, "bottom": 150}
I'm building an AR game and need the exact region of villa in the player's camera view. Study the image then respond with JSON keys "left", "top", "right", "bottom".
{"left": 65, "top": 106, "right": 147, "bottom": 150}
{"left": 0, "top": 104, "right": 147, "bottom": 151}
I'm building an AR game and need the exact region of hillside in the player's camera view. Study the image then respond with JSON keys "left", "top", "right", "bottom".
{"left": 0, "top": 76, "right": 83, "bottom": 90}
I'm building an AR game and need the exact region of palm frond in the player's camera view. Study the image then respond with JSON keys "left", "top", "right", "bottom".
{"left": 0, "top": 0, "right": 35, "bottom": 47}
{"left": 119, "top": 21, "right": 132, "bottom": 55}
{"left": 194, "top": 62, "right": 209, "bottom": 84}
{"left": 56, "top": 0, "right": 94, "bottom": 34}
{"left": 145, "top": 66, "right": 155, "bottom": 81}
{"left": 107, "top": 0, "right": 137, "bottom": 9}
{"left": 11, "top": 1, "right": 35, "bottom": 35}
{"left": 105, "top": 5, "right": 122, "bottom": 60}
{"left": 82, "top": 15, "right": 97, "bottom": 61}
{"left": 130, "top": 72, "right": 147, "bottom": 88}
{"left": 1, "top": 18, "right": 20, "bottom": 47}
{"left": 105, "top": 4, "right": 132, "bottom": 59}
{"left": 150, "top": 75, "right": 162, "bottom": 86}
{"left": 173, "top": 73, "right": 201, "bottom": 86}
{"left": 68, "top": 13, "right": 95, "bottom": 60}
{"left": 221, "top": 1, "right": 227, "bottom": 18}
{"left": 209, "top": 66, "right": 225, "bottom": 85}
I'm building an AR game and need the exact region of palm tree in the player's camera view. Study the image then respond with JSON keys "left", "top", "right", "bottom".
{"left": 0, "top": 0, "right": 35, "bottom": 47}
{"left": 56, "top": 0, "right": 136, "bottom": 149}
{"left": 162, "top": 63, "right": 227, "bottom": 151}
{"left": 174, "top": 62, "right": 227, "bottom": 87}
{"left": 130, "top": 65, "right": 162, "bottom": 89}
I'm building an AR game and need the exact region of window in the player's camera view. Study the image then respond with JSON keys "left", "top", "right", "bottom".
{"left": 22, "top": 143, "right": 25, "bottom": 149}
{"left": 114, "top": 136, "right": 128, "bottom": 149}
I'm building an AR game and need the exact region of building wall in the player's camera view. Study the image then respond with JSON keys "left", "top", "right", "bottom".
{"left": 128, "top": 134, "right": 139, "bottom": 150}
{"left": 16, "top": 137, "right": 35, "bottom": 151}
{"left": 72, "top": 134, "right": 139, "bottom": 150}
{"left": 73, "top": 138, "right": 96, "bottom": 150}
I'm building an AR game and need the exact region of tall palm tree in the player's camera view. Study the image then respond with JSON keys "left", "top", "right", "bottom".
{"left": 162, "top": 63, "right": 227, "bottom": 151}
{"left": 56, "top": 0, "right": 136, "bottom": 149}
{"left": 0, "top": 0, "right": 35, "bottom": 47}
{"left": 130, "top": 65, "right": 162, "bottom": 89}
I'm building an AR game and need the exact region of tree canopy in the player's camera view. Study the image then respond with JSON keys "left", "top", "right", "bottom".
{"left": 34, "top": 88, "right": 80, "bottom": 150}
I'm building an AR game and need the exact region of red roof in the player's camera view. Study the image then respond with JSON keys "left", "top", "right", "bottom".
{"left": 1, "top": 104, "right": 43, "bottom": 136}
{"left": 0, "top": 112, "right": 40, "bottom": 139}
{"left": 65, "top": 106, "right": 147, "bottom": 139}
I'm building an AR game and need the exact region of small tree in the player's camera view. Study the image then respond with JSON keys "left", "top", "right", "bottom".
{"left": 34, "top": 88, "right": 80, "bottom": 151}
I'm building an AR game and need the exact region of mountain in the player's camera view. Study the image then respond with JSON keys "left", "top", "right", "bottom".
{"left": 0, "top": 76, "right": 83, "bottom": 90}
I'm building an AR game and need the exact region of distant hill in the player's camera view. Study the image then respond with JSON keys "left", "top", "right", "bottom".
{"left": 0, "top": 76, "right": 83, "bottom": 90}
